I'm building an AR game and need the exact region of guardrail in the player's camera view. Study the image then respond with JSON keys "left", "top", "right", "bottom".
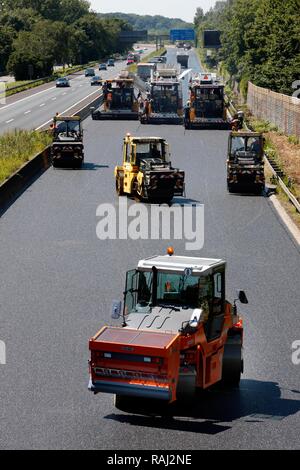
{"left": 228, "top": 99, "right": 300, "bottom": 214}
{"left": 0, "top": 61, "right": 100, "bottom": 99}
{"left": 0, "top": 90, "right": 104, "bottom": 212}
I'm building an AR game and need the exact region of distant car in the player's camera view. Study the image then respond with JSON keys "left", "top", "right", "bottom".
{"left": 91, "top": 76, "right": 102, "bottom": 86}
{"left": 107, "top": 58, "right": 115, "bottom": 66}
{"left": 85, "top": 68, "right": 95, "bottom": 77}
{"left": 127, "top": 59, "right": 134, "bottom": 66}
{"left": 99, "top": 63, "right": 107, "bottom": 71}
{"left": 56, "top": 77, "right": 70, "bottom": 87}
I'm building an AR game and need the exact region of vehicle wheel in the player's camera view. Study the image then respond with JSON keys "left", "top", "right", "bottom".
{"left": 227, "top": 182, "right": 234, "bottom": 193}
{"left": 221, "top": 336, "right": 243, "bottom": 387}
{"left": 114, "top": 394, "right": 133, "bottom": 411}
{"left": 160, "top": 197, "right": 173, "bottom": 205}
{"left": 116, "top": 174, "right": 124, "bottom": 196}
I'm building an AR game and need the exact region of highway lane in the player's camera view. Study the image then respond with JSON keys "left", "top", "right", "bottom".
{"left": 0, "top": 47, "right": 155, "bottom": 133}
{"left": 0, "top": 49, "right": 299, "bottom": 450}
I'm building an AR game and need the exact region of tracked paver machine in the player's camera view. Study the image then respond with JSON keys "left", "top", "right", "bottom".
{"left": 88, "top": 249, "right": 248, "bottom": 409}
{"left": 140, "top": 66, "right": 183, "bottom": 125}
{"left": 184, "top": 73, "right": 229, "bottom": 129}
{"left": 50, "top": 115, "right": 84, "bottom": 168}
{"left": 114, "top": 133, "right": 185, "bottom": 203}
{"left": 227, "top": 132, "right": 265, "bottom": 192}
{"left": 91, "top": 74, "right": 139, "bottom": 120}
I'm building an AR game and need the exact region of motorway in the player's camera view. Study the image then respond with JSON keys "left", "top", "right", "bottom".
{"left": 0, "top": 48, "right": 300, "bottom": 450}
{"left": 0, "top": 48, "right": 155, "bottom": 133}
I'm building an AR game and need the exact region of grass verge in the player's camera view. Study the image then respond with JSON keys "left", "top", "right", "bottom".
{"left": 246, "top": 116, "right": 300, "bottom": 227}
{"left": 0, "top": 130, "right": 52, "bottom": 184}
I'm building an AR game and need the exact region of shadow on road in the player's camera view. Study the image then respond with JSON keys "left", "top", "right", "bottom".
{"left": 104, "top": 379, "right": 300, "bottom": 435}
{"left": 81, "top": 163, "right": 110, "bottom": 170}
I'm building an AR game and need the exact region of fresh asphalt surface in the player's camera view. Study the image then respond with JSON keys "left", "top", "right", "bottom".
{"left": 0, "top": 48, "right": 300, "bottom": 450}
{"left": 0, "top": 48, "right": 155, "bottom": 133}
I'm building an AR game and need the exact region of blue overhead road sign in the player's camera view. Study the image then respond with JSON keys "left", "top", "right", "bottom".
{"left": 170, "top": 29, "right": 195, "bottom": 41}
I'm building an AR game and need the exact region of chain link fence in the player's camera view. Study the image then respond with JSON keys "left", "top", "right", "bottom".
{"left": 247, "top": 82, "right": 300, "bottom": 137}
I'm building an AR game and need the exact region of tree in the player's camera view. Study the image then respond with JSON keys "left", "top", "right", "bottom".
{"left": 194, "top": 7, "right": 204, "bottom": 28}
{"left": 0, "top": 26, "right": 15, "bottom": 72}
{"left": 7, "top": 21, "right": 57, "bottom": 79}
{"left": 0, "top": 8, "right": 42, "bottom": 32}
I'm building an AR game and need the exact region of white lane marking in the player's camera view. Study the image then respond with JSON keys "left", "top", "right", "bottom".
{"left": 24, "top": 110, "right": 31, "bottom": 114}
{"left": 269, "top": 195, "right": 300, "bottom": 246}
{"left": 52, "top": 97, "right": 57, "bottom": 100}
{"left": 35, "top": 88, "right": 101, "bottom": 130}
{"left": 0, "top": 71, "right": 89, "bottom": 113}
{"left": 40, "top": 103, "right": 45, "bottom": 107}
{"left": 0, "top": 86, "right": 56, "bottom": 112}
{"left": 6, "top": 118, "right": 14, "bottom": 123}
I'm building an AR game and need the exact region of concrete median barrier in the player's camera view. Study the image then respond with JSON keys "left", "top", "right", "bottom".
{"left": 0, "top": 93, "right": 104, "bottom": 213}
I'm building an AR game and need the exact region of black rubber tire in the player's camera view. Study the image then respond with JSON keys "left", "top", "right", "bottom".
{"left": 114, "top": 394, "right": 133, "bottom": 411}
{"left": 75, "top": 160, "right": 83, "bottom": 169}
{"left": 227, "top": 182, "right": 234, "bottom": 193}
{"left": 221, "top": 336, "right": 243, "bottom": 387}
{"left": 116, "top": 175, "right": 124, "bottom": 196}
{"left": 160, "top": 197, "right": 173, "bottom": 205}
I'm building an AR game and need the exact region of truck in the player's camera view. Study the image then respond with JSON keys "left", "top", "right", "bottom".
{"left": 91, "top": 75, "right": 139, "bottom": 120}
{"left": 50, "top": 115, "right": 84, "bottom": 168}
{"left": 114, "top": 134, "right": 185, "bottom": 203}
{"left": 176, "top": 51, "right": 189, "bottom": 69}
{"left": 137, "top": 63, "right": 156, "bottom": 81}
{"left": 140, "top": 67, "right": 183, "bottom": 125}
{"left": 88, "top": 249, "right": 248, "bottom": 410}
{"left": 227, "top": 131, "right": 265, "bottom": 193}
{"left": 184, "top": 73, "right": 229, "bottom": 129}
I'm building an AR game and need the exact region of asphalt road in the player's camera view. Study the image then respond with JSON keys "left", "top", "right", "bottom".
{"left": 0, "top": 48, "right": 299, "bottom": 450}
{"left": 0, "top": 47, "right": 155, "bottom": 133}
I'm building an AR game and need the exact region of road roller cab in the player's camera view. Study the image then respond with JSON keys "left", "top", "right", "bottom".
{"left": 114, "top": 134, "right": 185, "bottom": 203}
{"left": 227, "top": 131, "right": 265, "bottom": 192}
{"left": 88, "top": 250, "right": 248, "bottom": 409}
{"left": 51, "top": 115, "right": 84, "bottom": 168}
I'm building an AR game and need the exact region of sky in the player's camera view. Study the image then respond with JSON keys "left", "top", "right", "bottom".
{"left": 89, "top": 1, "right": 217, "bottom": 23}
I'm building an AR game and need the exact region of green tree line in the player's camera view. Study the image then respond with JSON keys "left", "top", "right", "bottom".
{"left": 194, "top": 0, "right": 300, "bottom": 95}
{"left": 98, "top": 12, "right": 194, "bottom": 36}
{"left": 0, "top": 0, "right": 132, "bottom": 79}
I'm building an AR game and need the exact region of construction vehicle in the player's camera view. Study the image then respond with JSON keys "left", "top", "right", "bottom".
{"left": 227, "top": 132, "right": 265, "bottom": 192}
{"left": 114, "top": 134, "right": 185, "bottom": 203}
{"left": 137, "top": 62, "right": 156, "bottom": 81}
{"left": 177, "top": 51, "right": 189, "bottom": 69}
{"left": 50, "top": 115, "right": 84, "bottom": 168}
{"left": 88, "top": 249, "right": 248, "bottom": 409}
{"left": 184, "top": 73, "right": 229, "bottom": 129}
{"left": 91, "top": 75, "right": 139, "bottom": 120}
{"left": 140, "top": 66, "right": 183, "bottom": 125}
